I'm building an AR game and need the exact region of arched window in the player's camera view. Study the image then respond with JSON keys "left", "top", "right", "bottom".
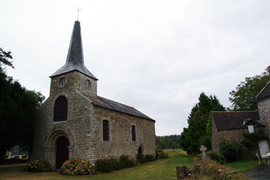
{"left": 103, "top": 120, "right": 109, "bottom": 141}
{"left": 132, "top": 125, "right": 136, "bottom": 141}
{"left": 54, "top": 96, "right": 68, "bottom": 122}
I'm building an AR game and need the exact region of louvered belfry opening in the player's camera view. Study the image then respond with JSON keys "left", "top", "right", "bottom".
{"left": 54, "top": 96, "right": 68, "bottom": 122}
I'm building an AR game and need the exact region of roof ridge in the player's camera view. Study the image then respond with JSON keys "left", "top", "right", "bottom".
{"left": 211, "top": 111, "right": 257, "bottom": 113}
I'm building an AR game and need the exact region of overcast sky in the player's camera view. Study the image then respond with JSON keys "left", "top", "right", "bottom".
{"left": 1, "top": 0, "right": 270, "bottom": 136}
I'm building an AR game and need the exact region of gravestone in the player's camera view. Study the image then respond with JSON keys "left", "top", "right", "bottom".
{"left": 193, "top": 159, "right": 200, "bottom": 173}
{"left": 200, "top": 145, "right": 207, "bottom": 160}
{"left": 176, "top": 166, "right": 187, "bottom": 179}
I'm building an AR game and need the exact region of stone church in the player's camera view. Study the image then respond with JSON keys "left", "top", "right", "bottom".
{"left": 31, "top": 21, "right": 156, "bottom": 169}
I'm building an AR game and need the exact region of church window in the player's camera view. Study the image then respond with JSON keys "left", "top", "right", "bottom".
{"left": 103, "top": 120, "right": 109, "bottom": 141}
{"left": 85, "top": 80, "right": 91, "bottom": 89}
{"left": 59, "top": 77, "right": 66, "bottom": 87}
{"left": 132, "top": 125, "right": 136, "bottom": 141}
{"left": 54, "top": 96, "right": 68, "bottom": 122}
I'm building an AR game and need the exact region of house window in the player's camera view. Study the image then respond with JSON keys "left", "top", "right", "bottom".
{"left": 54, "top": 96, "right": 68, "bottom": 122}
{"left": 248, "top": 125, "right": 254, "bottom": 133}
{"left": 103, "top": 120, "right": 109, "bottom": 141}
{"left": 132, "top": 125, "right": 136, "bottom": 141}
{"left": 85, "top": 80, "right": 91, "bottom": 89}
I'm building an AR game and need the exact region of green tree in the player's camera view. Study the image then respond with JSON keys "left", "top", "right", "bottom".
{"left": 156, "top": 135, "right": 181, "bottom": 149}
{"left": 179, "top": 92, "right": 226, "bottom": 155}
{"left": 229, "top": 66, "right": 270, "bottom": 111}
{"left": 0, "top": 48, "right": 14, "bottom": 69}
{"left": 0, "top": 48, "right": 45, "bottom": 159}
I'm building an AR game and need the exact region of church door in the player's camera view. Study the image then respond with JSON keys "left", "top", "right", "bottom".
{"left": 138, "top": 147, "right": 142, "bottom": 155}
{"left": 56, "top": 136, "right": 69, "bottom": 169}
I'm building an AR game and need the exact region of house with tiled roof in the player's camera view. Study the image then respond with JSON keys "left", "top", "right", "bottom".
{"left": 211, "top": 111, "right": 265, "bottom": 153}
{"left": 31, "top": 21, "right": 156, "bottom": 169}
{"left": 212, "top": 80, "right": 270, "bottom": 157}
{"left": 257, "top": 81, "right": 270, "bottom": 139}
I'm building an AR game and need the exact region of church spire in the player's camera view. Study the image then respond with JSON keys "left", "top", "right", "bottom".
{"left": 51, "top": 21, "right": 98, "bottom": 80}
{"left": 66, "top": 21, "right": 84, "bottom": 64}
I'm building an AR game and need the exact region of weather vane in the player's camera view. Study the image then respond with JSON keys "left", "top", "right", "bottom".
{"left": 76, "top": 7, "right": 82, "bottom": 21}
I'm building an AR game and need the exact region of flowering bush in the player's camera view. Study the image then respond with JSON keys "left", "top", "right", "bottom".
{"left": 61, "top": 157, "right": 95, "bottom": 175}
{"left": 24, "top": 158, "right": 52, "bottom": 172}
{"left": 156, "top": 146, "right": 168, "bottom": 159}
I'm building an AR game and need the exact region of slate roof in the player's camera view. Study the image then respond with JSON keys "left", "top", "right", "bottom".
{"left": 50, "top": 21, "right": 98, "bottom": 80}
{"left": 257, "top": 81, "right": 270, "bottom": 101}
{"left": 83, "top": 94, "right": 155, "bottom": 121}
{"left": 11, "top": 147, "right": 28, "bottom": 156}
{"left": 212, "top": 111, "right": 264, "bottom": 131}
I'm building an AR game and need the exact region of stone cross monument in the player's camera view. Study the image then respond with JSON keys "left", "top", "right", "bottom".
{"left": 200, "top": 145, "right": 207, "bottom": 160}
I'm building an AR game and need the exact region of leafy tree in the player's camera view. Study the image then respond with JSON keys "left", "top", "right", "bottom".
{"left": 0, "top": 48, "right": 45, "bottom": 159}
{"left": 156, "top": 135, "right": 181, "bottom": 149}
{"left": 179, "top": 92, "right": 226, "bottom": 155}
{"left": 229, "top": 66, "right": 270, "bottom": 111}
{"left": 0, "top": 48, "right": 14, "bottom": 69}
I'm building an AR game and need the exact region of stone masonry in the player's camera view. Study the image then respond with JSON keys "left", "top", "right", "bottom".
{"left": 31, "top": 21, "right": 156, "bottom": 169}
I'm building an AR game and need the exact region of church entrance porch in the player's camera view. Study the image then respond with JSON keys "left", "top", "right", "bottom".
{"left": 44, "top": 128, "right": 74, "bottom": 169}
{"left": 56, "top": 136, "right": 69, "bottom": 169}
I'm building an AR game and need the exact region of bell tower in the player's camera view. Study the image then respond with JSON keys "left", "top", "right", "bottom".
{"left": 50, "top": 21, "right": 98, "bottom": 97}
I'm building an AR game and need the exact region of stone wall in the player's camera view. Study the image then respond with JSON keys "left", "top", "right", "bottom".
{"left": 212, "top": 114, "right": 264, "bottom": 153}
{"left": 31, "top": 89, "right": 95, "bottom": 168}
{"left": 212, "top": 118, "right": 219, "bottom": 152}
{"left": 91, "top": 106, "right": 156, "bottom": 161}
{"left": 31, "top": 71, "right": 156, "bottom": 168}
{"left": 257, "top": 98, "right": 270, "bottom": 139}
{"left": 32, "top": 71, "right": 97, "bottom": 168}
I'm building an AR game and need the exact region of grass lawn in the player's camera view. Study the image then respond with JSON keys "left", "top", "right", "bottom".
{"left": 0, "top": 149, "right": 259, "bottom": 180}
{"left": 225, "top": 158, "right": 260, "bottom": 173}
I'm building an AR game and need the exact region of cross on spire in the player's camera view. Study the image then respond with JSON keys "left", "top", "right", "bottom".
{"left": 76, "top": 7, "right": 82, "bottom": 21}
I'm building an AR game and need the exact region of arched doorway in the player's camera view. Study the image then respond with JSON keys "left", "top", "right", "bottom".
{"left": 56, "top": 136, "right": 69, "bottom": 169}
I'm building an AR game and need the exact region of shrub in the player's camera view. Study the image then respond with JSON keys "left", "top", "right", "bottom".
{"left": 242, "top": 129, "right": 269, "bottom": 147}
{"left": 137, "top": 154, "right": 145, "bottom": 164}
{"left": 24, "top": 158, "right": 52, "bottom": 172}
{"left": 193, "top": 159, "right": 247, "bottom": 180}
{"left": 208, "top": 151, "right": 218, "bottom": 160}
{"left": 95, "top": 156, "right": 135, "bottom": 173}
{"left": 144, "top": 154, "right": 155, "bottom": 162}
{"left": 219, "top": 142, "right": 245, "bottom": 162}
{"left": 156, "top": 146, "right": 169, "bottom": 159}
{"left": 61, "top": 157, "right": 94, "bottom": 175}
{"left": 216, "top": 153, "right": 226, "bottom": 164}
{"left": 95, "top": 158, "right": 119, "bottom": 173}
{"left": 119, "top": 155, "right": 135, "bottom": 168}
{"left": 1, "top": 154, "right": 8, "bottom": 160}
{"left": 207, "top": 151, "right": 226, "bottom": 164}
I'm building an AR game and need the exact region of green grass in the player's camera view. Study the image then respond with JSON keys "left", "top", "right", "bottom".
{"left": 0, "top": 153, "right": 194, "bottom": 180}
{"left": 0, "top": 150, "right": 260, "bottom": 180}
{"left": 224, "top": 158, "right": 259, "bottom": 172}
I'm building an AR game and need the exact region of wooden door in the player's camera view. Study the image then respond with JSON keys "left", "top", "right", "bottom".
{"left": 56, "top": 136, "right": 69, "bottom": 169}
{"left": 138, "top": 147, "right": 142, "bottom": 155}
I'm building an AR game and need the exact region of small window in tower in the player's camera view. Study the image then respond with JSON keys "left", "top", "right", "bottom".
{"left": 59, "top": 77, "right": 66, "bottom": 87}
{"left": 132, "top": 125, "right": 136, "bottom": 141}
{"left": 103, "top": 120, "right": 109, "bottom": 141}
{"left": 86, "top": 80, "right": 91, "bottom": 89}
